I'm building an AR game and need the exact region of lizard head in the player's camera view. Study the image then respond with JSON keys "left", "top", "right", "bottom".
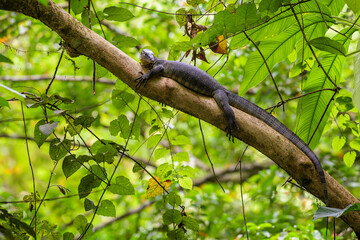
{"left": 139, "top": 49, "right": 157, "bottom": 68}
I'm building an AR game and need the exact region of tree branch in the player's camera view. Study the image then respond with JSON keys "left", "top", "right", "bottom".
{"left": 1, "top": 0, "right": 359, "bottom": 234}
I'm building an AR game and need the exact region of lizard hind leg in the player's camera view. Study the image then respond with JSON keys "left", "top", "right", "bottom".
{"left": 213, "top": 90, "right": 239, "bottom": 142}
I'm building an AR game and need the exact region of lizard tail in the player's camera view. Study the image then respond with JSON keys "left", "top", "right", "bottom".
{"left": 228, "top": 93, "right": 328, "bottom": 206}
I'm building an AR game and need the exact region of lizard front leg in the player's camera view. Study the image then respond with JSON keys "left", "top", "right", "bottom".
{"left": 135, "top": 65, "right": 165, "bottom": 89}
{"left": 213, "top": 89, "right": 239, "bottom": 142}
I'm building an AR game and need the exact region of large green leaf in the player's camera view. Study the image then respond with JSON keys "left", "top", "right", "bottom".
{"left": 309, "top": 37, "right": 346, "bottom": 56}
{"left": 239, "top": 14, "right": 329, "bottom": 95}
{"left": 230, "top": 1, "right": 331, "bottom": 50}
{"left": 345, "top": 0, "right": 360, "bottom": 13}
{"left": 352, "top": 39, "right": 360, "bottom": 113}
{"left": 296, "top": 29, "right": 355, "bottom": 149}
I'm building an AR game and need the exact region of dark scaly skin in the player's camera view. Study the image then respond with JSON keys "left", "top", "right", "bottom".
{"left": 135, "top": 49, "right": 328, "bottom": 206}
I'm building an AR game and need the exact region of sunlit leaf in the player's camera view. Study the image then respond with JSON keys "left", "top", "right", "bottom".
{"left": 104, "top": 7, "right": 134, "bottom": 22}
{"left": 332, "top": 136, "right": 346, "bottom": 152}
{"left": 179, "top": 177, "right": 193, "bottom": 189}
{"left": 146, "top": 176, "right": 171, "bottom": 199}
{"left": 345, "top": 0, "right": 360, "bottom": 13}
{"left": 343, "top": 151, "right": 356, "bottom": 167}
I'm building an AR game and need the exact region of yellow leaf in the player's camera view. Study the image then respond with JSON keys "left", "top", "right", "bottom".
{"left": 146, "top": 177, "right": 171, "bottom": 199}
{"left": 209, "top": 35, "right": 228, "bottom": 54}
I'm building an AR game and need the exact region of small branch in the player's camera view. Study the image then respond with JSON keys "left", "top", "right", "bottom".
{"left": 0, "top": 75, "right": 116, "bottom": 84}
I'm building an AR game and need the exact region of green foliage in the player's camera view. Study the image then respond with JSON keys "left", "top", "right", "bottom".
{"left": 108, "top": 176, "right": 135, "bottom": 195}
{"left": 103, "top": 7, "right": 134, "bottom": 22}
{"left": 0, "top": 53, "right": 13, "bottom": 63}
{"left": 0, "top": 0, "right": 359, "bottom": 239}
{"left": 0, "top": 208, "right": 35, "bottom": 239}
{"left": 97, "top": 199, "right": 116, "bottom": 217}
{"left": 309, "top": 37, "right": 347, "bottom": 56}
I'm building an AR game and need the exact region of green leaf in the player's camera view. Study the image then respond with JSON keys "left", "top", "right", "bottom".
{"left": 162, "top": 209, "right": 182, "bottom": 225}
{"left": 343, "top": 151, "right": 356, "bottom": 167}
{"left": 0, "top": 53, "right": 13, "bottom": 64}
{"left": 78, "top": 174, "right": 101, "bottom": 199}
{"left": 66, "top": 118, "right": 83, "bottom": 137}
{"left": 63, "top": 232, "right": 75, "bottom": 240}
{"left": 39, "top": 121, "right": 58, "bottom": 137}
{"left": 173, "top": 152, "right": 190, "bottom": 162}
{"left": 97, "top": 200, "right": 116, "bottom": 217}
{"left": 62, "top": 155, "right": 82, "bottom": 178}
{"left": 240, "top": 14, "right": 329, "bottom": 95}
{"left": 0, "top": 83, "right": 26, "bottom": 103}
{"left": 179, "top": 177, "right": 193, "bottom": 189}
{"left": 309, "top": 37, "right": 346, "bottom": 56}
{"left": 147, "top": 134, "right": 162, "bottom": 148}
{"left": 259, "top": 0, "right": 282, "bottom": 13}
{"left": 109, "top": 115, "right": 130, "bottom": 138}
{"left": 73, "top": 215, "right": 93, "bottom": 238}
{"left": 332, "top": 136, "right": 346, "bottom": 152}
{"left": 34, "top": 120, "right": 47, "bottom": 148}
{"left": 352, "top": 39, "right": 360, "bottom": 113}
{"left": 167, "top": 229, "right": 185, "bottom": 240}
{"left": 182, "top": 216, "right": 199, "bottom": 231}
{"left": 108, "top": 176, "right": 135, "bottom": 195}
{"left": 168, "top": 192, "right": 181, "bottom": 207}
{"left": 172, "top": 135, "right": 191, "bottom": 146}
{"left": 70, "top": 0, "right": 87, "bottom": 15}
{"left": 74, "top": 115, "right": 96, "bottom": 128}
{"left": 81, "top": 9, "right": 101, "bottom": 27}
{"left": 313, "top": 203, "right": 360, "bottom": 220}
{"left": 112, "top": 90, "right": 135, "bottom": 109}
{"left": 349, "top": 140, "right": 360, "bottom": 152}
{"left": 296, "top": 28, "right": 354, "bottom": 149}
{"left": 104, "top": 6, "right": 134, "bottom": 22}
{"left": 113, "top": 34, "right": 140, "bottom": 48}
{"left": 84, "top": 198, "right": 95, "bottom": 211}
{"left": 0, "top": 96, "right": 9, "bottom": 108}
{"left": 132, "top": 162, "right": 145, "bottom": 173}
{"left": 187, "top": 0, "right": 206, "bottom": 7}
{"left": 345, "top": 0, "right": 360, "bottom": 13}
{"left": 73, "top": 215, "right": 88, "bottom": 232}
{"left": 49, "top": 139, "right": 71, "bottom": 161}
{"left": 37, "top": 0, "right": 48, "bottom": 6}
{"left": 175, "top": 8, "right": 187, "bottom": 26}
{"left": 156, "top": 163, "right": 173, "bottom": 179}
{"left": 154, "top": 148, "right": 170, "bottom": 160}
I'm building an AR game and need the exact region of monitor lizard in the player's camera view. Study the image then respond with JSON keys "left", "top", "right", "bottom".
{"left": 135, "top": 49, "right": 328, "bottom": 206}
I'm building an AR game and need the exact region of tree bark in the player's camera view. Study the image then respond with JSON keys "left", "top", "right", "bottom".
{"left": 1, "top": 0, "right": 359, "bottom": 235}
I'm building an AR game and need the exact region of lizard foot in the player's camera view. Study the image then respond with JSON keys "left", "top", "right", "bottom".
{"left": 134, "top": 72, "right": 149, "bottom": 89}
{"left": 225, "top": 120, "right": 239, "bottom": 143}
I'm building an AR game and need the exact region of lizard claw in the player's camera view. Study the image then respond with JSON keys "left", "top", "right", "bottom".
{"left": 134, "top": 72, "right": 148, "bottom": 89}
{"left": 225, "top": 120, "right": 239, "bottom": 143}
